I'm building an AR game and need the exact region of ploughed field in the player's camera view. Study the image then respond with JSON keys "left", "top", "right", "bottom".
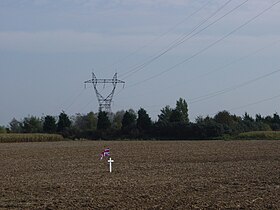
{"left": 1, "top": 140, "right": 280, "bottom": 209}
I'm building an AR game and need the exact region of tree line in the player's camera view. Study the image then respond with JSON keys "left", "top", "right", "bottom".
{"left": 1, "top": 98, "right": 280, "bottom": 140}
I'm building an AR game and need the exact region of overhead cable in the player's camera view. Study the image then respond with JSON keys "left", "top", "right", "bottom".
{"left": 189, "top": 67, "right": 280, "bottom": 104}
{"left": 129, "top": 0, "right": 280, "bottom": 88}
{"left": 228, "top": 93, "right": 280, "bottom": 112}
{"left": 106, "top": 0, "right": 211, "bottom": 73}
{"left": 120, "top": 0, "right": 235, "bottom": 79}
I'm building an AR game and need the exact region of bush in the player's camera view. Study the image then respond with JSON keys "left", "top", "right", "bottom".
{"left": 236, "top": 131, "right": 280, "bottom": 140}
{"left": 0, "top": 126, "right": 7, "bottom": 133}
{"left": 0, "top": 133, "right": 65, "bottom": 143}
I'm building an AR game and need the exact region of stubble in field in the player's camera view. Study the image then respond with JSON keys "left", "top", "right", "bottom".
{"left": 0, "top": 140, "right": 280, "bottom": 209}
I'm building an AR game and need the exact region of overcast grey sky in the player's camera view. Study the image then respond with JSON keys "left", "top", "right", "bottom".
{"left": 0, "top": 0, "right": 280, "bottom": 126}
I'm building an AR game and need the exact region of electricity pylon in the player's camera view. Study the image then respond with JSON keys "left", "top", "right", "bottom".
{"left": 84, "top": 73, "right": 125, "bottom": 112}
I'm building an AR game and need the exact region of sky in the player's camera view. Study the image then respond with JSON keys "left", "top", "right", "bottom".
{"left": 0, "top": 0, "right": 280, "bottom": 126}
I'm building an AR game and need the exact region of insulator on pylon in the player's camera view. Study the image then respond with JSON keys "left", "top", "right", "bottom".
{"left": 84, "top": 73, "right": 125, "bottom": 113}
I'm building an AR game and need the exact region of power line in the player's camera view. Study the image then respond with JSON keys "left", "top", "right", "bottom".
{"left": 157, "top": 38, "right": 280, "bottom": 95}
{"left": 118, "top": 66, "right": 280, "bottom": 114}
{"left": 128, "top": 0, "right": 280, "bottom": 88}
{"left": 228, "top": 93, "right": 280, "bottom": 112}
{"left": 121, "top": 0, "right": 250, "bottom": 80}
{"left": 55, "top": 87, "right": 85, "bottom": 114}
{"left": 104, "top": 0, "right": 212, "bottom": 73}
{"left": 184, "top": 39, "right": 280, "bottom": 84}
{"left": 120, "top": 0, "right": 235, "bottom": 79}
{"left": 115, "top": 37, "right": 280, "bottom": 100}
{"left": 80, "top": 97, "right": 96, "bottom": 113}
{"left": 189, "top": 67, "right": 280, "bottom": 104}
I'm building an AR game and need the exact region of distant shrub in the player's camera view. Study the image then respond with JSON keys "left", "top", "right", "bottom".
{"left": 0, "top": 133, "right": 65, "bottom": 143}
{"left": 236, "top": 131, "right": 280, "bottom": 140}
{"left": 0, "top": 126, "right": 7, "bottom": 134}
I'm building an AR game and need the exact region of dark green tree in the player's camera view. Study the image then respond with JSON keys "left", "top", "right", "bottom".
{"left": 22, "top": 116, "right": 43, "bottom": 133}
{"left": 195, "top": 115, "right": 224, "bottom": 139}
{"left": 158, "top": 98, "right": 189, "bottom": 125}
{"left": 156, "top": 100, "right": 189, "bottom": 139}
{"left": 74, "top": 112, "right": 97, "bottom": 131}
{"left": 121, "top": 109, "right": 137, "bottom": 134}
{"left": 137, "top": 108, "right": 152, "bottom": 131}
{"left": 9, "top": 118, "right": 22, "bottom": 133}
{"left": 43, "top": 115, "right": 57, "bottom": 133}
{"left": 158, "top": 105, "right": 172, "bottom": 125}
{"left": 175, "top": 98, "right": 189, "bottom": 124}
{"left": 271, "top": 113, "right": 280, "bottom": 130}
{"left": 169, "top": 109, "right": 182, "bottom": 123}
{"left": 57, "top": 112, "right": 71, "bottom": 132}
{"left": 214, "top": 110, "right": 234, "bottom": 126}
{"left": 214, "top": 111, "right": 243, "bottom": 135}
{"left": 0, "top": 126, "right": 6, "bottom": 133}
{"left": 97, "top": 111, "right": 111, "bottom": 130}
{"left": 255, "top": 114, "right": 271, "bottom": 131}
{"left": 243, "top": 112, "right": 254, "bottom": 122}
{"left": 255, "top": 114, "right": 263, "bottom": 122}
{"left": 241, "top": 112, "right": 256, "bottom": 132}
{"left": 273, "top": 113, "right": 280, "bottom": 123}
{"left": 112, "top": 110, "right": 125, "bottom": 130}
{"left": 86, "top": 112, "right": 97, "bottom": 130}
{"left": 71, "top": 112, "right": 97, "bottom": 139}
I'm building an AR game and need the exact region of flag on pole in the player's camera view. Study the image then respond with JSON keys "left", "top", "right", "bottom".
{"left": 100, "top": 148, "right": 110, "bottom": 160}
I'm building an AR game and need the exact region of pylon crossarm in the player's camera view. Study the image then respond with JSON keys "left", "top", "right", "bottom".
{"left": 84, "top": 72, "right": 125, "bottom": 113}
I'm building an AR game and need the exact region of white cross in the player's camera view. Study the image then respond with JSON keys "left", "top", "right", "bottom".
{"left": 108, "top": 157, "right": 114, "bottom": 173}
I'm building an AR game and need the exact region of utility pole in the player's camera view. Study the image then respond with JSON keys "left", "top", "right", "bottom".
{"left": 84, "top": 73, "right": 125, "bottom": 113}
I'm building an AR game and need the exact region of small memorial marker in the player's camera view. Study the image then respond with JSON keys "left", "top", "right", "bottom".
{"left": 108, "top": 157, "right": 114, "bottom": 173}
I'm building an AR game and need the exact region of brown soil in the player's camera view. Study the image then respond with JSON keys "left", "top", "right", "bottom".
{"left": 1, "top": 140, "right": 280, "bottom": 209}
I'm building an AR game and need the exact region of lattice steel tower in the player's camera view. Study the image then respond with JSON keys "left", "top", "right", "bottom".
{"left": 84, "top": 73, "right": 125, "bottom": 112}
